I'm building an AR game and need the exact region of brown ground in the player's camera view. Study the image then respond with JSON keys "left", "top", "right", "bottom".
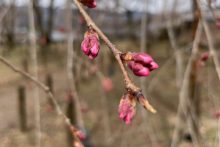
{"left": 0, "top": 34, "right": 220, "bottom": 147}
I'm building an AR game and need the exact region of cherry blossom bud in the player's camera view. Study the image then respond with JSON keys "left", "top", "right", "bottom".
{"left": 75, "top": 130, "right": 86, "bottom": 141}
{"left": 81, "top": 30, "right": 100, "bottom": 60}
{"left": 127, "top": 52, "right": 158, "bottom": 77}
{"left": 118, "top": 92, "right": 136, "bottom": 124}
{"left": 80, "top": 0, "right": 96, "bottom": 8}
{"left": 102, "top": 77, "right": 113, "bottom": 92}
{"left": 200, "top": 52, "right": 209, "bottom": 62}
{"left": 198, "top": 52, "right": 209, "bottom": 67}
{"left": 132, "top": 53, "right": 153, "bottom": 64}
{"left": 214, "top": 111, "right": 220, "bottom": 119}
{"left": 128, "top": 61, "right": 150, "bottom": 76}
{"left": 216, "top": 17, "right": 220, "bottom": 29}
{"left": 149, "top": 61, "right": 159, "bottom": 71}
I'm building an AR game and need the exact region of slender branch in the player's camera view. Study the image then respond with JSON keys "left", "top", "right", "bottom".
{"left": 0, "top": 56, "right": 84, "bottom": 147}
{"left": 171, "top": 21, "right": 203, "bottom": 147}
{"left": 198, "top": 3, "right": 220, "bottom": 146}
{"left": 73, "top": 0, "right": 139, "bottom": 93}
{"left": 165, "top": 0, "right": 184, "bottom": 87}
{"left": 73, "top": 0, "right": 157, "bottom": 114}
{"left": 197, "top": 0, "right": 220, "bottom": 82}
{"left": 66, "top": 0, "right": 84, "bottom": 129}
{"left": 0, "top": 5, "right": 11, "bottom": 22}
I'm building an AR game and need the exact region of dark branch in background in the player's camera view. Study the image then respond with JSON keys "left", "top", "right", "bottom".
{"left": 33, "top": 0, "right": 44, "bottom": 38}
{"left": 33, "top": 0, "right": 55, "bottom": 44}
{"left": 73, "top": 0, "right": 156, "bottom": 113}
{"left": 45, "top": 0, "right": 55, "bottom": 43}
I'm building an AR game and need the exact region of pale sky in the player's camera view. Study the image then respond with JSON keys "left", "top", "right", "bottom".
{"left": 2, "top": 0, "right": 220, "bottom": 14}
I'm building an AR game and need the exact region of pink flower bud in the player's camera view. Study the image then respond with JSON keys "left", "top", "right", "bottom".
{"left": 132, "top": 53, "right": 153, "bottom": 64}
{"left": 200, "top": 52, "right": 209, "bottom": 62}
{"left": 149, "top": 61, "right": 159, "bottom": 71}
{"left": 81, "top": 31, "right": 100, "bottom": 60}
{"left": 128, "top": 52, "right": 158, "bottom": 77}
{"left": 75, "top": 130, "right": 86, "bottom": 141}
{"left": 214, "top": 111, "right": 220, "bottom": 119}
{"left": 134, "top": 67, "right": 150, "bottom": 76}
{"left": 198, "top": 52, "right": 209, "bottom": 67}
{"left": 102, "top": 77, "right": 113, "bottom": 92}
{"left": 128, "top": 61, "right": 143, "bottom": 72}
{"left": 118, "top": 93, "right": 136, "bottom": 124}
{"left": 80, "top": 0, "right": 96, "bottom": 8}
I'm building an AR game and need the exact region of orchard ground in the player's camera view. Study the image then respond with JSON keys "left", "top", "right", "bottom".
{"left": 0, "top": 29, "right": 220, "bottom": 147}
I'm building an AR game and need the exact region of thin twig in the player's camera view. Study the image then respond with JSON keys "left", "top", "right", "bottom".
{"left": 165, "top": 0, "right": 184, "bottom": 87}
{"left": 198, "top": 0, "right": 220, "bottom": 83}
{"left": 66, "top": 0, "right": 85, "bottom": 129}
{"left": 73, "top": 0, "right": 139, "bottom": 92}
{"left": 171, "top": 21, "right": 203, "bottom": 147}
{"left": 198, "top": 1, "right": 220, "bottom": 146}
{"left": 73, "top": 0, "right": 156, "bottom": 113}
{"left": 0, "top": 56, "right": 84, "bottom": 147}
{"left": 0, "top": 5, "right": 11, "bottom": 22}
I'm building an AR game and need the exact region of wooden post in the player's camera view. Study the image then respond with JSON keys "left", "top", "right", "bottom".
{"left": 45, "top": 73, "right": 54, "bottom": 108}
{"left": 18, "top": 85, "right": 27, "bottom": 132}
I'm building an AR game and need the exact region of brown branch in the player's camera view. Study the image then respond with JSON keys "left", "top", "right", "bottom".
{"left": 0, "top": 56, "right": 84, "bottom": 147}
{"left": 73, "top": 0, "right": 138, "bottom": 92}
{"left": 197, "top": 0, "right": 220, "bottom": 82}
{"left": 73, "top": 0, "right": 156, "bottom": 113}
{"left": 171, "top": 21, "right": 203, "bottom": 147}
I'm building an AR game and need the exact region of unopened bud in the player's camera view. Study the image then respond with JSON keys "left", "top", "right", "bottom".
{"left": 118, "top": 92, "right": 136, "bottom": 124}
{"left": 81, "top": 30, "right": 100, "bottom": 60}
{"left": 80, "top": 0, "right": 97, "bottom": 8}
{"left": 127, "top": 52, "right": 158, "bottom": 77}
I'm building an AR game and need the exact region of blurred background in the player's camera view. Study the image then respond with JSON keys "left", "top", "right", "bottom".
{"left": 0, "top": 0, "right": 220, "bottom": 147}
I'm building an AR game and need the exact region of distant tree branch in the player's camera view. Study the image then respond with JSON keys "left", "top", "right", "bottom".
{"left": 0, "top": 56, "right": 84, "bottom": 147}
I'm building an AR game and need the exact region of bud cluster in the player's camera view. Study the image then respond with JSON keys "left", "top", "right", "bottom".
{"left": 78, "top": 0, "right": 158, "bottom": 126}
{"left": 122, "top": 52, "right": 159, "bottom": 77}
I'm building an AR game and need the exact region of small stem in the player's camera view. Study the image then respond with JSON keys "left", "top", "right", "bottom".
{"left": 73, "top": 0, "right": 140, "bottom": 92}
{"left": 0, "top": 56, "right": 84, "bottom": 147}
